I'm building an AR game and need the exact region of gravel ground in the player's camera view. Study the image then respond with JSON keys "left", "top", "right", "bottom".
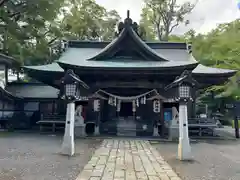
{"left": 152, "top": 140, "right": 240, "bottom": 180}
{"left": 0, "top": 133, "right": 102, "bottom": 180}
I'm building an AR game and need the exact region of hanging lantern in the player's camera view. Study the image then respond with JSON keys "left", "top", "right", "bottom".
{"left": 136, "top": 98, "right": 139, "bottom": 107}
{"left": 140, "top": 96, "right": 146, "bottom": 104}
{"left": 132, "top": 100, "right": 136, "bottom": 112}
{"left": 117, "top": 100, "right": 121, "bottom": 112}
{"left": 153, "top": 100, "right": 160, "bottom": 113}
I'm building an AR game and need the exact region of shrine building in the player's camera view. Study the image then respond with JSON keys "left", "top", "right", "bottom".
{"left": 0, "top": 12, "right": 236, "bottom": 137}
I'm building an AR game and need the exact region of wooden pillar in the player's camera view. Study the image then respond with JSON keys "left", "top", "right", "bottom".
{"left": 5, "top": 66, "right": 8, "bottom": 85}
{"left": 191, "top": 87, "right": 197, "bottom": 118}
{"left": 160, "top": 101, "right": 164, "bottom": 137}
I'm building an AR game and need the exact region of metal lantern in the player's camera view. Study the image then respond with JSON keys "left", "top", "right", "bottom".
{"left": 61, "top": 69, "right": 89, "bottom": 101}
{"left": 65, "top": 83, "right": 77, "bottom": 97}
{"left": 165, "top": 71, "right": 198, "bottom": 103}
{"left": 179, "top": 84, "right": 190, "bottom": 98}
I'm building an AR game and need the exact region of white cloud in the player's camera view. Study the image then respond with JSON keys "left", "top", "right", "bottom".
{"left": 96, "top": 0, "right": 240, "bottom": 34}
{"left": 174, "top": 0, "right": 240, "bottom": 34}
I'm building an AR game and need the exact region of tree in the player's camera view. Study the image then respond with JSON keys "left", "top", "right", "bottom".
{"left": 0, "top": 0, "right": 66, "bottom": 65}
{"left": 141, "top": 0, "right": 196, "bottom": 41}
{"left": 0, "top": 0, "right": 120, "bottom": 65}
{"left": 139, "top": 7, "right": 156, "bottom": 41}
{"left": 61, "top": 0, "right": 121, "bottom": 41}
{"left": 190, "top": 20, "right": 240, "bottom": 101}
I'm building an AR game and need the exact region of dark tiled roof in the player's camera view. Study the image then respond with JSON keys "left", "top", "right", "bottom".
{"left": 192, "top": 64, "right": 237, "bottom": 75}
{"left": 87, "top": 27, "right": 169, "bottom": 61}
{"left": 24, "top": 63, "right": 64, "bottom": 72}
{"left": 0, "top": 86, "right": 22, "bottom": 101}
{"left": 68, "top": 40, "right": 187, "bottom": 50}
{"left": 0, "top": 53, "right": 20, "bottom": 66}
{"left": 6, "top": 83, "right": 59, "bottom": 99}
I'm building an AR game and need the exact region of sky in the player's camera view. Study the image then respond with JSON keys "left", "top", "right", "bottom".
{"left": 96, "top": 0, "right": 240, "bottom": 34}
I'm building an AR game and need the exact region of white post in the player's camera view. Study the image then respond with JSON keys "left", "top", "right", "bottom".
{"left": 178, "top": 102, "right": 191, "bottom": 160}
{"left": 61, "top": 102, "right": 75, "bottom": 156}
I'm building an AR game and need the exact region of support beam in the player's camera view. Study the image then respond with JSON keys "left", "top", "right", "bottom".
{"left": 93, "top": 81, "right": 165, "bottom": 88}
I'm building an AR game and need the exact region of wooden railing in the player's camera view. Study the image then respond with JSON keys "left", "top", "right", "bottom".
{"left": 37, "top": 114, "right": 66, "bottom": 132}
{"left": 0, "top": 110, "right": 36, "bottom": 130}
{"left": 188, "top": 118, "right": 217, "bottom": 136}
{"left": 40, "top": 114, "right": 65, "bottom": 122}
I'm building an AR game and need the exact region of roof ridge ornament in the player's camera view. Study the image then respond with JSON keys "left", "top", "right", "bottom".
{"left": 115, "top": 10, "right": 142, "bottom": 37}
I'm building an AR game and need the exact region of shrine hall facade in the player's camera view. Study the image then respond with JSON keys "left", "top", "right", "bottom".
{"left": 0, "top": 14, "right": 236, "bottom": 136}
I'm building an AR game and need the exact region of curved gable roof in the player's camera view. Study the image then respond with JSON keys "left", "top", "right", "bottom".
{"left": 87, "top": 21, "right": 169, "bottom": 62}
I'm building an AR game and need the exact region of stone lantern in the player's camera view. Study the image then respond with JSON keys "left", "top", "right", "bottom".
{"left": 165, "top": 70, "right": 198, "bottom": 160}
{"left": 60, "top": 69, "right": 89, "bottom": 156}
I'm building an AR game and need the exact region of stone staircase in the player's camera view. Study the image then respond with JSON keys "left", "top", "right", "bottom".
{"left": 116, "top": 117, "right": 136, "bottom": 136}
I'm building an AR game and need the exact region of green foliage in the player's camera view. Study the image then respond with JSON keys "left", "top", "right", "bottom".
{"left": 1, "top": 0, "right": 239, "bottom": 102}
{"left": 192, "top": 20, "right": 240, "bottom": 100}
{"left": 168, "top": 22, "right": 240, "bottom": 100}
{"left": 62, "top": 0, "right": 120, "bottom": 41}
{"left": 0, "top": 0, "right": 120, "bottom": 65}
{"left": 140, "top": 0, "right": 195, "bottom": 41}
{"left": 0, "top": 0, "right": 67, "bottom": 65}
{"left": 139, "top": 7, "right": 156, "bottom": 41}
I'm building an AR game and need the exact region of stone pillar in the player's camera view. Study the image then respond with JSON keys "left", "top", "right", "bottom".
{"left": 178, "top": 102, "right": 191, "bottom": 160}
{"left": 61, "top": 102, "right": 75, "bottom": 156}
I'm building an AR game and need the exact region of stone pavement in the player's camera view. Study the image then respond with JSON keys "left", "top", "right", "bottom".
{"left": 76, "top": 139, "right": 181, "bottom": 180}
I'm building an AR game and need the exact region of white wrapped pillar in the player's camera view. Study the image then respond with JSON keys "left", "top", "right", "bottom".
{"left": 61, "top": 102, "right": 75, "bottom": 156}
{"left": 178, "top": 102, "right": 191, "bottom": 160}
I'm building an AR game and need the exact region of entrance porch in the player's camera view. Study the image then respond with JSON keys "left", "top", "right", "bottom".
{"left": 92, "top": 89, "right": 168, "bottom": 137}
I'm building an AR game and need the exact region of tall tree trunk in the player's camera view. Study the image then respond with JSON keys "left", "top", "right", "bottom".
{"left": 156, "top": 23, "right": 162, "bottom": 41}
{"left": 162, "top": 32, "right": 169, "bottom": 41}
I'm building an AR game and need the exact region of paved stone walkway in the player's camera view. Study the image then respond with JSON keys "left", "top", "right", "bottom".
{"left": 76, "top": 139, "right": 181, "bottom": 180}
